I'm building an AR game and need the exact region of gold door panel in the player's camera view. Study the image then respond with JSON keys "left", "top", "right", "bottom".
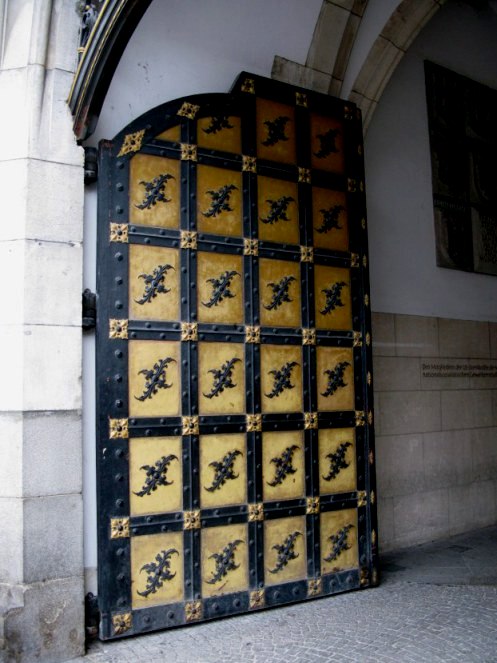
{"left": 262, "top": 431, "right": 305, "bottom": 502}
{"left": 199, "top": 433, "right": 247, "bottom": 508}
{"left": 259, "top": 258, "right": 301, "bottom": 328}
{"left": 320, "top": 509, "right": 358, "bottom": 575}
{"left": 129, "top": 155, "right": 181, "bottom": 228}
{"left": 310, "top": 114, "right": 345, "bottom": 174}
{"left": 198, "top": 342, "right": 246, "bottom": 415}
{"left": 197, "top": 115, "right": 242, "bottom": 154}
{"left": 201, "top": 523, "right": 249, "bottom": 598}
{"left": 129, "top": 436, "right": 183, "bottom": 516}
{"left": 155, "top": 125, "right": 181, "bottom": 143}
{"left": 256, "top": 99, "right": 296, "bottom": 164}
{"left": 128, "top": 340, "right": 181, "bottom": 417}
{"left": 197, "top": 165, "right": 243, "bottom": 237}
{"left": 312, "top": 188, "right": 349, "bottom": 252}
{"left": 316, "top": 346, "right": 355, "bottom": 412}
{"left": 260, "top": 345, "right": 303, "bottom": 414}
{"left": 318, "top": 428, "right": 356, "bottom": 496}
{"left": 257, "top": 176, "right": 299, "bottom": 245}
{"left": 131, "top": 531, "right": 184, "bottom": 609}
{"left": 264, "top": 516, "right": 307, "bottom": 586}
{"left": 314, "top": 265, "right": 352, "bottom": 331}
{"left": 129, "top": 245, "right": 181, "bottom": 322}
{"left": 197, "top": 252, "right": 244, "bottom": 324}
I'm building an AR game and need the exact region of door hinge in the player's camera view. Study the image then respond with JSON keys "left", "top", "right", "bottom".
{"left": 84, "top": 592, "right": 100, "bottom": 641}
{"left": 84, "top": 146, "right": 98, "bottom": 184}
{"left": 82, "top": 289, "right": 97, "bottom": 330}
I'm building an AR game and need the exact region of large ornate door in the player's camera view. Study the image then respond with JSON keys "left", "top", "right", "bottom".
{"left": 96, "top": 72, "right": 377, "bottom": 640}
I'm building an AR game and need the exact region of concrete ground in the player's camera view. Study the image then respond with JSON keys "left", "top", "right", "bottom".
{"left": 71, "top": 525, "right": 497, "bottom": 662}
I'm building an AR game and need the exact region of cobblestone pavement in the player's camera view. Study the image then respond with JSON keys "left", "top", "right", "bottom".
{"left": 70, "top": 526, "right": 497, "bottom": 663}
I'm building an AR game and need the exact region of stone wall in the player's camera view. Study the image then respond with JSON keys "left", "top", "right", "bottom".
{"left": 373, "top": 313, "right": 497, "bottom": 552}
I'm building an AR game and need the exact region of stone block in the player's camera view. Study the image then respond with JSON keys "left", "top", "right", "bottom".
{"left": 371, "top": 312, "right": 395, "bottom": 356}
{"left": 2, "top": 576, "right": 84, "bottom": 663}
{"left": 271, "top": 57, "right": 331, "bottom": 94}
{"left": 395, "top": 314, "right": 439, "bottom": 357}
{"left": 381, "top": 0, "right": 439, "bottom": 50}
{"left": 47, "top": 0, "right": 80, "bottom": 73}
{"left": 0, "top": 159, "right": 29, "bottom": 240}
{"left": 354, "top": 36, "right": 403, "bottom": 103}
{"left": 376, "top": 496, "right": 394, "bottom": 552}
{"left": 332, "top": 13, "right": 361, "bottom": 82}
{"left": 471, "top": 480, "right": 497, "bottom": 529}
{"left": 23, "top": 494, "right": 83, "bottom": 583}
{"left": 0, "top": 413, "right": 23, "bottom": 498}
{"left": 423, "top": 430, "right": 472, "bottom": 489}
{"left": 306, "top": 2, "right": 350, "bottom": 74}
{"left": 438, "top": 318, "right": 490, "bottom": 359}
{"left": 393, "top": 489, "right": 449, "bottom": 548}
{"left": 373, "top": 356, "right": 420, "bottom": 391}
{"left": 441, "top": 390, "right": 494, "bottom": 431}
{"left": 448, "top": 483, "right": 474, "bottom": 536}
{"left": 472, "top": 428, "right": 497, "bottom": 482}
{"left": 0, "top": 499, "right": 23, "bottom": 584}
{"left": 24, "top": 239, "right": 82, "bottom": 327}
{"left": 375, "top": 434, "right": 424, "bottom": 498}
{"left": 0, "top": 67, "right": 34, "bottom": 161}
{"left": 22, "top": 411, "right": 82, "bottom": 498}
{"left": 379, "top": 391, "right": 441, "bottom": 436}
{"left": 0, "top": 326, "right": 24, "bottom": 412}
{"left": 23, "top": 325, "right": 82, "bottom": 412}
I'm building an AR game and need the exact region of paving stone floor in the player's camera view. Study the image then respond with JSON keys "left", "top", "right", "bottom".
{"left": 71, "top": 526, "right": 497, "bottom": 662}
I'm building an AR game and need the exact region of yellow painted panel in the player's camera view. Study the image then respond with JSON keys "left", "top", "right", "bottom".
{"left": 318, "top": 428, "right": 356, "bottom": 496}
{"left": 262, "top": 431, "right": 305, "bottom": 502}
{"left": 129, "top": 341, "right": 181, "bottom": 418}
{"left": 314, "top": 265, "right": 352, "bottom": 331}
{"left": 197, "top": 252, "right": 244, "bottom": 324}
{"left": 197, "top": 116, "right": 242, "bottom": 154}
{"left": 155, "top": 125, "right": 181, "bottom": 142}
{"left": 320, "top": 508, "right": 358, "bottom": 575}
{"left": 131, "top": 531, "right": 184, "bottom": 608}
{"left": 198, "top": 342, "right": 245, "bottom": 415}
{"left": 259, "top": 259, "right": 301, "bottom": 328}
{"left": 129, "top": 245, "right": 180, "bottom": 321}
{"left": 264, "top": 515, "right": 306, "bottom": 586}
{"left": 260, "top": 345, "right": 303, "bottom": 414}
{"left": 312, "top": 188, "right": 349, "bottom": 252}
{"left": 257, "top": 176, "right": 299, "bottom": 245}
{"left": 197, "top": 166, "right": 243, "bottom": 237}
{"left": 200, "top": 433, "right": 247, "bottom": 508}
{"left": 201, "top": 523, "right": 248, "bottom": 597}
{"left": 310, "top": 114, "right": 345, "bottom": 174}
{"left": 316, "top": 346, "right": 355, "bottom": 412}
{"left": 129, "top": 155, "right": 181, "bottom": 228}
{"left": 256, "top": 99, "right": 296, "bottom": 165}
{"left": 129, "top": 436, "right": 182, "bottom": 516}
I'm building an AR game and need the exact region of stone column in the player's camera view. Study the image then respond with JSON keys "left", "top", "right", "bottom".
{"left": 0, "top": 1, "right": 85, "bottom": 661}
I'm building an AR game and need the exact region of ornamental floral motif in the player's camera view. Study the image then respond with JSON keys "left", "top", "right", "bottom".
{"left": 206, "top": 540, "right": 244, "bottom": 584}
{"left": 117, "top": 130, "right": 145, "bottom": 157}
{"left": 135, "top": 264, "right": 174, "bottom": 305}
{"left": 203, "top": 358, "right": 241, "bottom": 399}
{"left": 137, "top": 548, "right": 179, "bottom": 597}
{"left": 265, "top": 362, "right": 299, "bottom": 399}
{"left": 323, "top": 442, "right": 352, "bottom": 482}
{"left": 320, "top": 281, "right": 347, "bottom": 315}
{"left": 264, "top": 275, "right": 295, "bottom": 311}
{"left": 135, "top": 357, "right": 176, "bottom": 402}
{"left": 134, "top": 454, "right": 179, "bottom": 497}
{"left": 321, "top": 361, "right": 350, "bottom": 398}
{"left": 202, "top": 185, "right": 238, "bottom": 218}
{"left": 315, "top": 205, "right": 344, "bottom": 235}
{"left": 260, "top": 196, "right": 294, "bottom": 225}
{"left": 135, "top": 173, "right": 175, "bottom": 210}
{"left": 249, "top": 589, "right": 265, "bottom": 609}
{"left": 267, "top": 445, "right": 299, "bottom": 487}
{"left": 185, "top": 601, "right": 202, "bottom": 622}
{"left": 314, "top": 128, "right": 340, "bottom": 159}
{"left": 203, "top": 115, "right": 234, "bottom": 134}
{"left": 269, "top": 531, "right": 301, "bottom": 574}
{"left": 204, "top": 449, "right": 242, "bottom": 492}
{"left": 262, "top": 116, "right": 290, "bottom": 147}
{"left": 112, "top": 612, "right": 132, "bottom": 635}
{"left": 323, "top": 524, "right": 354, "bottom": 563}
{"left": 202, "top": 270, "right": 240, "bottom": 308}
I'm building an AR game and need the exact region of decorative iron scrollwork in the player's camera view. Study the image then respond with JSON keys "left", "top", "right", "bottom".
{"left": 263, "top": 275, "right": 295, "bottom": 310}
{"left": 323, "top": 442, "right": 351, "bottom": 482}
{"left": 202, "top": 184, "right": 237, "bottom": 218}
{"left": 136, "top": 357, "right": 176, "bottom": 402}
{"left": 267, "top": 445, "right": 299, "bottom": 487}
{"left": 260, "top": 196, "right": 294, "bottom": 225}
{"left": 135, "top": 174, "right": 174, "bottom": 211}
{"left": 134, "top": 454, "right": 179, "bottom": 497}
{"left": 321, "top": 361, "right": 350, "bottom": 398}
{"left": 265, "top": 362, "right": 299, "bottom": 399}
{"left": 205, "top": 449, "right": 242, "bottom": 492}
{"left": 262, "top": 116, "right": 290, "bottom": 147}
{"left": 320, "top": 281, "right": 347, "bottom": 315}
{"left": 202, "top": 270, "right": 240, "bottom": 308}
{"left": 137, "top": 548, "right": 179, "bottom": 597}
{"left": 203, "top": 115, "right": 234, "bottom": 134}
{"left": 323, "top": 524, "right": 354, "bottom": 563}
{"left": 204, "top": 358, "right": 241, "bottom": 399}
{"left": 206, "top": 539, "right": 244, "bottom": 584}
{"left": 269, "top": 531, "right": 301, "bottom": 574}
{"left": 315, "top": 205, "right": 344, "bottom": 234}
{"left": 135, "top": 264, "right": 174, "bottom": 305}
{"left": 314, "top": 128, "right": 340, "bottom": 158}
